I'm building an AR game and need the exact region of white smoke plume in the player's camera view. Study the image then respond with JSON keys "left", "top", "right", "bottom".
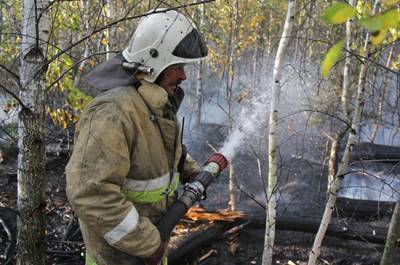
{"left": 219, "top": 89, "right": 271, "bottom": 160}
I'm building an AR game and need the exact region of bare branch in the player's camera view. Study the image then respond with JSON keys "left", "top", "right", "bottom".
{"left": 0, "top": 64, "right": 20, "bottom": 81}
{"left": 46, "top": 50, "right": 118, "bottom": 91}
{"left": 278, "top": 108, "right": 353, "bottom": 129}
{"left": 43, "top": 0, "right": 215, "bottom": 69}
{"left": 0, "top": 84, "right": 28, "bottom": 110}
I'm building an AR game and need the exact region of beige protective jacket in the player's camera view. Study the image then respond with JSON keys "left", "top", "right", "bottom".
{"left": 66, "top": 80, "right": 199, "bottom": 265}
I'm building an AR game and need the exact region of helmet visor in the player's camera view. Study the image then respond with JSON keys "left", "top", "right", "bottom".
{"left": 172, "top": 29, "right": 208, "bottom": 59}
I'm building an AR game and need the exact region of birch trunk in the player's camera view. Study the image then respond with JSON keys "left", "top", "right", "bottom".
{"left": 262, "top": 1, "right": 296, "bottom": 264}
{"left": 195, "top": 2, "right": 204, "bottom": 126}
{"left": 341, "top": 0, "right": 355, "bottom": 121}
{"left": 226, "top": 0, "right": 239, "bottom": 211}
{"left": 326, "top": 129, "right": 347, "bottom": 190}
{"left": 307, "top": 1, "right": 380, "bottom": 264}
{"left": 17, "top": 0, "right": 49, "bottom": 264}
{"left": 380, "top": 200, "right": 400, "bottom": 265}
{"left": 105, "top": 0, "right": 114, "bottom": 60}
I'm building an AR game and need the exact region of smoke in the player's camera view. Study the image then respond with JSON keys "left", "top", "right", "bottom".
{"left": 338, "top": 162, "right": 400, "bottom": 201}
{"left": 219, "top": 127, "right": 245, "bottom": 160}
{"left": 219, "top": 89, "right": 271, "bottom": 160}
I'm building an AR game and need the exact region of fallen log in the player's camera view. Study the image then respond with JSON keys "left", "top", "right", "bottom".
{"left": 336, "top": 197, "right": 395, "bottom": 219}
{"left": 248, "top": 215, "right": 391, "bottom": 245}
{"left": 168, "top": 208, "right": 395, "bottom": 264}
{"left": 350, "top": 142, "right": 400, "bottom": 162}
{"left": 184, "top": 207, "right": 391, "bottom": 245}
{"left": 168, "top": 223, "right": 223, "bottom": 265}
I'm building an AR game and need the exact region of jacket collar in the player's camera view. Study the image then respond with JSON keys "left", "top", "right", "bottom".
{"left": 137, "top": 80, "right": 185, "bottom": 116}
{"left": 137, "top": 80, "right": 169, "bottom": 116}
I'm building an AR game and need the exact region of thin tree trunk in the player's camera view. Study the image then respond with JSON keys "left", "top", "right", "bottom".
{"left": 251, "top": 42, "right": 257, "bottom": 89}
{"left": 226, "top": 0, "right": 239, "bottom": 212}
{"left": 196, "top": 60, "right": 203, "bottom": 126}
{"left": 195, "top": 2, "right": 204, "bottom": 126}
{"left": 380, "top": 200, "right": 400, "bottom": 265}
{"left": 73, "top": 0, "right": 91, "bottom": 87}
{"left": 105, "top": 0, "right": 114, "bottom": 60}
{"left": 228, "top": 163, "right": 236, "bottom": 211}
{"left": 341, "top": 0, "right": 355, "bottom": 121}
{"left": 377, "top": 45, "right": 394, "bottom": 121}
{"left": 266, "top": 12, "right": 272, "bottom": 56}
{"left": 0, "top": 7, "right": 3, "bottom": 43}
{"left": 370, "top": 44, "right": 394, "bottom": 142}
{"left": 262, "top": 1, "right": 296, "bottom": 264}
{"left": 307, "top": 1, "right": 381, "bottom": 264}
{"left": 17, "top": 0, "right": 49, "bottom": 264}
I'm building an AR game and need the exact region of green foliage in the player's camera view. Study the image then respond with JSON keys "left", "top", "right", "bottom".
{"left": 359, "top": 9, "right": 400, "bottom": 31}
{"left": 322, "top": 3, "right": 356, "bottom": 24}
{"left": 67, "top": 86, "right": 92, "bottom": 113}
{"left": 320, "top": 2, "right": 400, "bottom": 75}
{"left": 392, "top": 53, "right": 400, "bottom": 70}
{"left": 0, "top": 1, "right": 21, "bottom": 64}
{"left": 359, "top": 9, "right": 400, "bottom": 44}
{"left": 321, "top": 40, "right": 344, "bottom": 77}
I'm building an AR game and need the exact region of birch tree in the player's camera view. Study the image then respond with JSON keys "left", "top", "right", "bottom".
{"left": 308, "top": 1, "right": 381, "bottom": 264}
{"left": 341, "top": 0, "right": 355, "bottom": 122}
{"left": 17, "top": 0, "right": 49, "bottom": 264}
{"left": 226, "top": 0, "right": 240, "bottom": 211}
{"left": 327, "top": 0, "right": 355, "bottom": 192}
{"left": 262, "top": 1, "right": 296, "bottom": 264}
{"left": 380, "top": 200, "right": 400, "bottom": 265}
{"left": 196, "top": 1, "right": 205, "bottom": 126}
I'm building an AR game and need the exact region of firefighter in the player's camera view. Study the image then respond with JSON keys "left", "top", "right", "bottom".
{"left": 66, "top": 9, "right": 208, "bottom": 265}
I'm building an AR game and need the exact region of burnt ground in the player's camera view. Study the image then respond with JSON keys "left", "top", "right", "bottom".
{"left": 0, "top": 132, "right": 399, "bottom": 265}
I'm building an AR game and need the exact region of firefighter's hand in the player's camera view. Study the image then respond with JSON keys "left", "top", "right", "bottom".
{"left": 143, "top": 241, "right": 167, "bottom": 265}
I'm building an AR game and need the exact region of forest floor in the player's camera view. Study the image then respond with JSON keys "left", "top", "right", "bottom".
{"left": 0, "top": 145, "right": 396, "bottom": 265}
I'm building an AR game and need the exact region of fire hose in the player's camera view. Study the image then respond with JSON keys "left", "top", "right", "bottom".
{"left": 135, "top": 153, "right": 228, "bottom": 265}
{"left": 156, "top": 153, "right": 227, "bottom": 241}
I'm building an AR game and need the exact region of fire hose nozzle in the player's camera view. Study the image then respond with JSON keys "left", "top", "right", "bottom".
{"left": 205, "top": 153, "right": 228, "bottom": 174}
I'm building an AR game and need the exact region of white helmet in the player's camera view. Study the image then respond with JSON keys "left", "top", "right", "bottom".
{"left": 122, "top": 9, "right": 208, "bottom": 83}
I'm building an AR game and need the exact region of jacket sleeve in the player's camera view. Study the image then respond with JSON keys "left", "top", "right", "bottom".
{"left": 180, "top": 152, "right": 201, "bottom": 183}
{"left": 66, "top": 102, "right": 160, "bottom": 258}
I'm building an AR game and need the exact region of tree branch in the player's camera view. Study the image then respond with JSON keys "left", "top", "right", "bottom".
{"left": 0, "top": 64, "right": 20, "bottom": 81}
{"left": 43, "top": 0, "right": 215, "bottom": 69}
{"left": 46, "top": 50, "right": 118, "bottom": 91}
{"left": 0, "top": 84, "right": 28, "bottom": 111}
{"left": 278, "top": 108, "right": 353, "bottom": 129}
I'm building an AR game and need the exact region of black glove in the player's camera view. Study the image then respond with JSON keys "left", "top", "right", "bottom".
{"left": 143, "top": 241, "right": 167, "bottom": 265}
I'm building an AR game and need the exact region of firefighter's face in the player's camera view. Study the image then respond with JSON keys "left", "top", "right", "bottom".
{"left": 157, "top": 64, "right": 187, "bottom": 96}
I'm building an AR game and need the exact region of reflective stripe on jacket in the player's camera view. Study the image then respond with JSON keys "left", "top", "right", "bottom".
{"left": 123, "top": 172, "right": 180, "bottom": 203}
{"left": 66, "top": 80, "right": 200, "bottom": 265}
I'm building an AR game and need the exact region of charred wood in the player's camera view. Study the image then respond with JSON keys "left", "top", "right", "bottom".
{"left": 168, "top": 223, "right": 223, "bottom": 265}
{"left": 350, "top": 142, "right": 400, "bottom": 162}
{"left": 336, "top": 197, "right": 395, "bottom": 220}
{"left": 169, "top": 211, "right": 393, "bottom": 264}
{"left": 247, "top": 215, "right": 391, "bottom": 246}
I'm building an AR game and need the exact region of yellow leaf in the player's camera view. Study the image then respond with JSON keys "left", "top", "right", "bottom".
{"left": 62, "top": 120, "right": 67, "bottom": 129}
{"left": 322, "top": 3, "right": 356, "bottom": 24}
{"left": 100, "top": 37, "right": 109, "bottom": 46}
{"left": 381, "top": 9, "right": 400, "bottom": 29}
{"left": 371, "top": 29, "right": 388, "bottom": 45}
{"left": 321, "top": 40, "right": 345, "bottom": 77}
